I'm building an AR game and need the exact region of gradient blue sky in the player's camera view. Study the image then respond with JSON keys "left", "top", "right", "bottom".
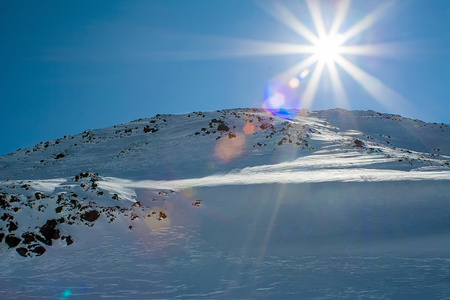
{"left": 1, "top": 0, "right": 449, "bottom": 155}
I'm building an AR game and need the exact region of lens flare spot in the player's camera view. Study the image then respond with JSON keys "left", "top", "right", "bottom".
{"left": 300, "top": 69, "right": 310, "bottom": 79}
{"left": 268, "top": 92, "right": 286, "bottom": 108}
{"left": 243, "top": 123, "right": 255, "bottom": 135}
{"left": 288, "top": 77, "right": 300, "bottom": 88}
{"left": 214, "top": 132, "right": 246, "bottom": 162}
{"left": 145, "top": 207, "right": 170, "bottom": 231}
{"left": 263, "top": 81, "right": 299, "bottom": 120}
{"left": 180, "top": 187, "right": 195, "bottom": 199}
{"left": 61, "top": 289, "right": 72, "bottom": 298}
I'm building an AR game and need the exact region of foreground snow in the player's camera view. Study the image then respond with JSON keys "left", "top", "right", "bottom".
{"left": 1, "top": 108, "right": 449, "bottom": 298}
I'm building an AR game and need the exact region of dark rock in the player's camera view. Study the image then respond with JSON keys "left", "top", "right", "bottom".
{"left": 74, "top": 172, "right": 90, "bottom": 181}
{"left": 29, "top": 244, "right": 46, "bottom": 256}
{"left": 10, "top": 195, "right": 20, "bottom": 202}
{"left": 5, "top": 235, "right": 21, "bottom": 248}
{"left": 16, "top": 247, "right": 28, "bottom": 257}
{"left": 1, "top": 213, "right": 13, "bottom": 221}
{"left": 35, "top": 192, "right": 45, "bottom": 200}
{"left": 39, "top": 219, "right": 60, "bottom": 244}
{"left": 158, "top": 211, "right": 167, "bottom": 221}
{"left": 35, "top": 234, "right": 52, "bottom": 246}
{"left": 0, "top": 193, "right": 11, "bottom": 209}
{"left": 354, "top": 139, "right": 365, "bottom": 148}
{"left": 62, "top": 235, "right": 73, "bottom": 246}
{"left": 80, "top": 210, "right": 100, "bottom": 222}
{"left": 70, "top": 199, "right": 79, "bottom": 208}
{"left": 55, "top": 206, "right": 63, "bottom": 213}
{"left": 55, "top": 153, "right": 65, "bottom": 159}
{"left": 8, "top": 221, "right": 18, "bottom": 232}
{"left": 260, "top": 123, "right": 274, "bottom": 130}
{"left": 22, "top": 232, "right": 37, "bottom": 244}
{"left": 0, "top": 232, "right": 4, "bottom": 242}
{"left": 217, "top": 123, "right": 230, "bottom": 132}
{"left": 143, "top": 125, "right": 157, "bottom": 133}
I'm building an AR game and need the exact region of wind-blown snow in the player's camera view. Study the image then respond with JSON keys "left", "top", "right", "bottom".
{"left": 99, "top": 152, "right": 450, "bottom": 200}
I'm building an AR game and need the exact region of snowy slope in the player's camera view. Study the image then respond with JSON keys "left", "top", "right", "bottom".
{"left": 1, "top": 108, "right": 450, "bottom": 299}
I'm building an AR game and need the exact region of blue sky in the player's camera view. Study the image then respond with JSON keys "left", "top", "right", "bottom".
{"left": 1, "top": 0, "right": 449, "bottom": 155}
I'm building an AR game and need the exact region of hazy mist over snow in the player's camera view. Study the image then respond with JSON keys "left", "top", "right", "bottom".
{"left": 1, "top": 108, "right": 450, "bottom": 298}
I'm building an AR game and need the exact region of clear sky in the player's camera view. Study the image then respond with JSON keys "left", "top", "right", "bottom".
{"left": 1, "top": 0, "right": 449, "bottom": 155}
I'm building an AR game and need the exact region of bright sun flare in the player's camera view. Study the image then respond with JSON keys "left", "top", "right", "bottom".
{"left": 313, "top": 34, "right": 344, "bottom": 63}
{"left": 251, "top": 0, "right": 406, "bottom": 113}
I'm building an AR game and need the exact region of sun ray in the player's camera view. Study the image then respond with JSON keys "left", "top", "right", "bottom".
{"left": 258, "top": 184, "right": 287, "bottom": 260}
{"left": 209, "top": 38, "right": 315, "bottom": 57}
{"left": 329, "top": 0, "right": 351, "bottom": 37}
{"left": 307, "top": 0, "right": 327, "bottom": 39}
{"left": 300, "top": 58, "right": 326, "bottom": 108}
{"left": 148, "top": 36, "right": 316, "bottom": 61}
{"left": 253, "top": 0, "right": 319, "bottom": 44}
{"left": 327, "top": 60, "right": 349, "bottom": 108}
{"left": 272, "top": 54, "right": 318, "bottom": 81}
{"left": 340, "top": 1, "right": 393, "bottom": 44}
{"left": 334, "top": 55, "right": 410, "bottom": 112}
{"left": 339, "top": 42, "right": 409, "bottom": 59}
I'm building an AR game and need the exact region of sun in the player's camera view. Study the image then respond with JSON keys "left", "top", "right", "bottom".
{"left": 313, "top": 34, "right": 344, "bottom": 63}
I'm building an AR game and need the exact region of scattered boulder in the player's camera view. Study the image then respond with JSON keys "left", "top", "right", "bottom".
{"left": 35, "top": 192, "right": 45, "bottom": 200}
{"left": 74, "top": 172, "right": 91, "bottom": 181}
{"left": 16, "top": 247, "right": 28, "bottom": 257}
{"left": 354, "top": 139, "right": 365, "bottom": 148}
{"left": 29, "top": 244, "right": 46, "bottom": 256}
{"left": 0, "top": 193, "right": 11, "bottom": 209}
{"left": 61, "top": 235, "right": 74, "bottom": 246}
{"left": 260, "top": 123, "right": 274, "bottom": 130}
{"left": 1, "top": 213, "right": 13, "bottom": 221}
{"left": 5, "top": 235, "right": 21, "bottom": 248}
{"left": 143, "top": 125, "right": 158, "bottom": 133}
{"left": 80, "top": 210, "right": 100, "bottom": 222}
{"left": 8, "top": 221, "right": 18, "bottom": 232}
{"left": 55, "top": 153, "right": 65, "bottom": 159}
{"left": 22, "top": 232, "right": 37, "bottom": 244}
{"left": 217, "top": 123, "right": 230, "bottom": 132}
{"left": 157, "top": 211, "right": 167, "bottom": 221}
{"left": 39, "top": 219, "right": 60, "bottom": 245}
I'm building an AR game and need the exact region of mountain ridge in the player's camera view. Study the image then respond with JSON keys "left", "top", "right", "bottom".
{"left": 1, "top": 108, "right": 449, "bottom": 181}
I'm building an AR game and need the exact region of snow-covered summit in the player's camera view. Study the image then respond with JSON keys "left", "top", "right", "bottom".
{"left": 1, "top": 108, "right": 449, "bottom": 181}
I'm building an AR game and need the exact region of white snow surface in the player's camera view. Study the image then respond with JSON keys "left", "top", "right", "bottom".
{"left": 1, "top": 108, "right": 450, "bottom": 299}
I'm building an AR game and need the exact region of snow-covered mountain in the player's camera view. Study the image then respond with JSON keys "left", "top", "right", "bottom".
{"left": 1, "top": 108, "right": 450, "bottom": 299}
